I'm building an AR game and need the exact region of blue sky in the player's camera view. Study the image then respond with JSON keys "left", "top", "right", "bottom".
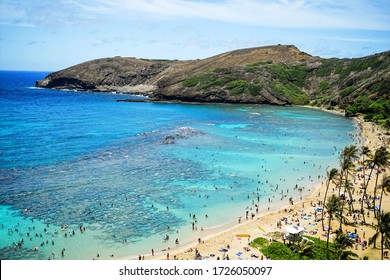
{"left": 0, "top": 0, "right": 389, "bottom": 71}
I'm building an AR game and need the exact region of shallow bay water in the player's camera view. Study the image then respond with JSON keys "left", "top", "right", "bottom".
{"left": 0, "top": 71, "right": 359, "bottom": 259}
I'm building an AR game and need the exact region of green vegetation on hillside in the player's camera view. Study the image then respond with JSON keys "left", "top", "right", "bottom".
{"left": 314, "top": 53, "right": 389, "bottom": 126}
{"left": 182, "top": 51, "right": 389, "bottom": 116}
{"left": 264, "top": 63, "right": 309, "bottom": 87}
{"left": 269, "top": 82, "right": 308, "bottom": 105}
{"left": 345, "top": 97, "right": 390, "bottom": 129}
{"left": 181, "top": 62, "right": 311, "bottom": 104}
{"left": 316, "top": 53, "right": 388, "bottom": 79}
{"left": 181, "top": 71, "right": 235, "bottom": 89}
{"left": 181, "top": 68, "right": 263, "bottom": 96}
{"left": 226, "top": 80, "right": 263, "bottom": 96}
{"left": 242, "top": 62, "right": 311, "bottom": 104}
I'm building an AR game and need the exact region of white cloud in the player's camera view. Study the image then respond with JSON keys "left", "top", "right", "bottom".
{"left": 93, "top": 0, "right": 390, "bottom": 30}
{"left": 321, "top": 37, "right": 390, "bottom": 43}
{"left": 0, "top": 0, "right": 97, "bottom": 28}
{"left": 91, "top": 36, "right": 126, "bottom": 47}
{"left": 1, "top": 0, "right": 389, "bottom": 70}
{"left": 1, "top": 0, "right": 388, "bottom": 31}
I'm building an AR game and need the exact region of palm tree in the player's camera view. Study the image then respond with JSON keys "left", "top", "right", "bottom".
{"left": 337, "top": 146, "right": 359, "bottom": 230}
{"left": 343, "top": 179, "right": 355, "bottom": 214}
{"left": 361, "top": 146, "right": 372, "bottom": 187}
{"left": 338, "top": 249, "right": 359, "bottom": 260}
{"left": 365, "top": 146, "right": 389, "bottom": 192}
{"left": 332, "top": 232, "right": 358, "bottom": 260}
{"left": 342, "top": 145, "right": 360, "bottom": 163}
{"left": 291, "top": 239, "right": 313, "bottom": 259}
{"left": 325, "top": 194, "right": 341, "bottom": 259}
{"left": 369, "top": 212, "right": 390, "bottom": 260}
{"left": 322, "top": 168, "right": 338, "bottom": 230}
{"left": 360, "top": 146, "right": 372, "bottom": 224}
{"left": 336, "top": 178, "right": 354, "bottom": 232}
{"left": 370, "top": 176, "right": 390, "bottom": 253}
{"left": 367, "top": 146, "right": 390, "bottom": 217}
{"left": 378, "top": 175, "right": 390, "bottom": 214}
{"left": 343, "top": 146, "right": 359, "bottom": 204}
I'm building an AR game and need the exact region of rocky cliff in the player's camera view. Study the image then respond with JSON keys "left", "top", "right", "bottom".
{"left": 37, "top": 44, "right": 390, "bottom": 108}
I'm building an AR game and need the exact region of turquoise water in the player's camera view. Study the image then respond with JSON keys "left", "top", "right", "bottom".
{"left": 0, "top": 71, "right": 359, "bottom": 259}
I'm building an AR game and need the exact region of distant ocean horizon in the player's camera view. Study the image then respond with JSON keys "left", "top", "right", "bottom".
{"left": 0, "top": 70, "right": 360, "bottom": 260}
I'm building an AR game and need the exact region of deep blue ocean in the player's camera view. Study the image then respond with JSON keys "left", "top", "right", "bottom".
{"left": 0, "top": 70, "right": 359, "bottom": 259}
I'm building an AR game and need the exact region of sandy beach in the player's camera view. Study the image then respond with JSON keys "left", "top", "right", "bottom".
{"left": 143, "top": 114, "right": 390, "bottom": 261}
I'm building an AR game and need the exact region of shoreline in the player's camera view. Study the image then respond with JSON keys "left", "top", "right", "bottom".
{"left": 141, "top": 179, "right": 328, "bottom": 260}
{"left": 139, "top": 109, "right": 389, "bottom": 260}
{"left": 126, "top": 178, "right": 326, "bottom": 260}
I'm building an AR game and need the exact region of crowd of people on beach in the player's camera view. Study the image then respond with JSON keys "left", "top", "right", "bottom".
{"left": 182, "top": 120, "right": 388, "bottom": 259}
{"left": 134, "top": 124, "right": 372, "bottom": 260}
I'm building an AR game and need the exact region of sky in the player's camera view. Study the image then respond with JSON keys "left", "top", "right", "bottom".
{"left": 0, "top": 0, "right": 389, "bottom": 71}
